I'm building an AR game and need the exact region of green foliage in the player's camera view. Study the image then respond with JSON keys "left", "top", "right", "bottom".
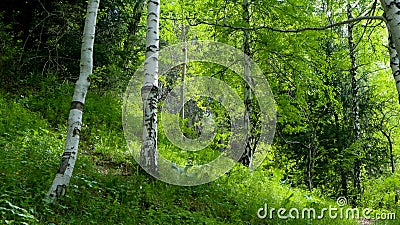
{"left": 0, "top": 13, "right": 23, "bottom": 91}
{"left": 1, "top": 0, "right": 400, "bottom": 224}
{"left": 0, "top": 199, "right": 38, "bottom": 224}
{"left": 0, "top": 92, "right": 366, "bottom": 224}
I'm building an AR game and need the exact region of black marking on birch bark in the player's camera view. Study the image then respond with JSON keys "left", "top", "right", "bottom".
{"left": 73, "top": 127, "right": 80, "bottom": 137}
{"left": 141, "top": 85, "right": 158, "bottom": 98}
{"left": 55, "top": 185, "right": 66, "bottom": 197}
{"left": 71, "top": 101, "right": 84, "bottom": 111}
{"left": 146, "top": 45, "right": 158, "bottom": 52}
{"left": 148, "top": 0, "right": 159, "bottom": 6}
{"left": 58, "top": 157, "right": 70, "bottom": 173}
{"left": 142, "top": 86, "right": 158, "bottom": 141}
{"left": 148, "top": 12, "right": 158, "bottom": 17}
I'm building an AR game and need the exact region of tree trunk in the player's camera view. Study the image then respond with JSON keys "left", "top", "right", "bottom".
{"left": 381, "top": 0, "right": 400, "bottom": 57}
{"left": 181, "top": 25, "right": 187, "bottom": 120}
{"left": 306, "top": 128, "right": 317, "bottom": 192}
{"left": 124, "top": 0, "right": 146, "bottom": 52}
{"left": 239, "top": 0, "right": 257, "bottom": 168}
{"left": 381, "top": 130, "right": 398, "bottom": 204}
{"left": 375, "top": 1, "right": 400, "bottom": 103}
{"left": 140, "top": 0, "right": 160, "bottom": 176}
{"left": 387, "top": 26, "right": 400, "bottom": 103}
{"left": 306, "top": 146, "right": 313, "bottom": 192}
{"left": 47, "top": 0, "right": 100, "bottom": 200}
{"left": 341, "top": 169, "right": 349, "bottom": 197}
{"left": 347, "top": 4, "right": 362, "bottom": 205}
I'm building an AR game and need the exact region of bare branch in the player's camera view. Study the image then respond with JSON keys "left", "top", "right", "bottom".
{"left": 188, "top": 16, "right": 384, "bottom": 33}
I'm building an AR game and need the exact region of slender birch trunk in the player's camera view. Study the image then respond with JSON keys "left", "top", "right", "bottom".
{"left": 387, "top": 27, "right": 400, "bottom": 103}
{"left": 140, "top": 0, "right": 160, "bottom": 176}
{"left": 181, "top": 25, "right": 187, "bottom": 120}
{"left": 238, "top": 0, "right": 256, "bottom": 167}
{"left": 47, "top": 0, "right": 99, "bottom": 200}
{"left": 381, "top": 0, "right": 400, "bottom": 103}
{"left": 347, "top": 4, "right": 362, "bottom": 205}
{"left": 381, "top": 0, "right": 400, "bottom": 55}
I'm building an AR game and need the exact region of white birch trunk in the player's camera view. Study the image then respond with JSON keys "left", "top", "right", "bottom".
{"left": 381, "top": 0, "right": 400, "bottom": 55}
{"left": 381, "top": 0, "right": 400, "bottom": 103}
{"left": 140, "top": 0, "right": 160, "bottom": 175}
{"left": 47, "top": 0, "right": 99, "bottom": 200}
{"left": 388, "top": 26, "right": 400, "bottom": 103}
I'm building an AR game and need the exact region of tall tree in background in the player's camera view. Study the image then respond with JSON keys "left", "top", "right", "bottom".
{"left": 180, "top": 22, "right": 188, "bottom": 121}
{"left": 140, "top": 0, "right": 160, "bottom": 175}
{"left": 238, "top": 0, "right": 258, "bottom": 168}
{"left": 346, "top": 3, "right": 362, "bottom": 204}
{"left": 47, "top": 0, "right": 100, "bottom": 200}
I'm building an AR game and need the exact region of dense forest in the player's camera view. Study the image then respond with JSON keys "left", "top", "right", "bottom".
{"left": 1, "top": 0, "right": 400, "bottom": 224}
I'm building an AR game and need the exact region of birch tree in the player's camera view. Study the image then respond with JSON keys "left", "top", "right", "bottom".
{"left": 180, "top": 22, "right": 188, "bottom": 121}
{"left": 346, "top": 3, "right": 362, "bottom": 204}
{"left": 381, "top": 0, "right": 400, "bottom": 55}
{"left": 381, "top": 0, "right": 400, "bottom": 103}
{"left": 47, "top": 0, "right": 100, "bottom": 200}
{"left": 238, "top": 0, "right": 258, "bottom": 168}
{"left": 140, "top": 0, "right": 160, "bottom": 176}
{"left": 387, "top": 27, "right": 400, "bottom": 103}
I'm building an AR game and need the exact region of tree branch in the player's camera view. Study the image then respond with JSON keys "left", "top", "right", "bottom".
{"left": 276, "top": 129, "right": 310, "bottom": 149}
{"left": 189, "top": 16, "right": 384, "bottom": 33}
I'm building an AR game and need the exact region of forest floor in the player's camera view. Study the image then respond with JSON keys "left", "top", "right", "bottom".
{"left": 0, "top": 90, "right": 398, "bottom": 225}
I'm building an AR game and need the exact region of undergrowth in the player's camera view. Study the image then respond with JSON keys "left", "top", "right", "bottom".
{"left": 0, "top": 86, "right": 395, "bottom": 224}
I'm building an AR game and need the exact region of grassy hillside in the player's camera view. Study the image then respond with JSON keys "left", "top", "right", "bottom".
{"left": 0, "top": 89, "right": 394, "bottom": 224}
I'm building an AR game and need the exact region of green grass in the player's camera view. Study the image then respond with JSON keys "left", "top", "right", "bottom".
{"left": 0, "top": 89, "right": 395, "bottom": 224}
